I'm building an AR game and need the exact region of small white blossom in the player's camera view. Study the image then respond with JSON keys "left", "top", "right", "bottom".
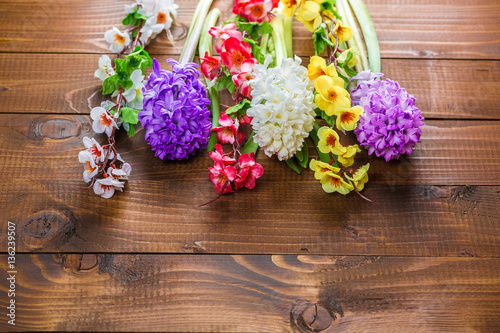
{"left": 112, "top": 69, "right": 144, "bottom": 109}
{"left": 107, "top": 163, "right": 132, "bottom": 180}
{"left": 90, "top": 106, "right": 118, "bottom": 137}
{"left": 79, "top": 150, "right": 98, "bottom": 183}
{"left": 104, "top": 27, "right": 131, "bottom": 53}
{"left": 94, "top": 55, "right": 115, "bottom": 81}
{"left": 82, "top": 136, "right": 105, "bottom": 163}
{"left": 93, "top": 177, "right": 124, "bottom": 199}
{"left": 247, "top": 56, "right": 316, "bottom": 161}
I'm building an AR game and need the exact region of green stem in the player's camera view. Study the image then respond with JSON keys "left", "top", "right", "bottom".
{"left": 283, "top": 17, "right": 293, "bottom": 58}
{"left": 198, "top": 8, "right": 221, "bottom": 152}
{"left": 179, "top": 0, "right": 214, "bottom": 65}
{"left": 310, "top": 121, "right": 334, "bottom": 164}
{"left": 181, "top": 0, "right": 205, "bottom": 57}
{"left": 271, "top": 17, "right": 286, "bottom": 65}
{"left": 347, "top": 0, "right": 380, "bottom": 73}
{"left": 260, "top": 33, "right": 270, "bottom": 56}
{"left": 240, "top": 131, "right": 259, "bottom": 155}
{"left": 336, "top": 0, "right": 369, "bottom": 72}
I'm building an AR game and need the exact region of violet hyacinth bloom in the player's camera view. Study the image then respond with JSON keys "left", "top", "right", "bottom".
{"left": 351, "top": 71, "right": 425, "bottom": 162}
{"left": 139, "top": 59, "right": 211, "bottom": 160}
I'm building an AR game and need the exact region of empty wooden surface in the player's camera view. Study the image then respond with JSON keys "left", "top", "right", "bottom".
{"left": 0, "top": 0, "right": 499, "bottom": 331}
{"left": 1, "top": 254, "right": 499, "bottom": 332}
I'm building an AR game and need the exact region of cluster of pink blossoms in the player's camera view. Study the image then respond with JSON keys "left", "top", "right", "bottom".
{"left": 208, "top": 113, "right": 263, "bottom": 194}
{"left": 201, "top": 23, "right": 259, "bottom": 100}
{"left": 232, "top": 0, "right": 279, "bottom": 23}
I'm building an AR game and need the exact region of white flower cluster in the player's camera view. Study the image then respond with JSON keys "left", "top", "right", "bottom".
{"left": 78, "top": 102, "right": 132, "bottom": 199}
{"left": 247, "top": 56, "right": 316, "bottom": 161}
{"left": 104, "top": 0, "right": 178, "bottom": 53}
{"left": 94, "top": 55, "right": 145, "bottom": 111}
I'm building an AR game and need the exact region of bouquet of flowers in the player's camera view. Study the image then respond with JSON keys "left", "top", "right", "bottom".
{"left": 199, "top": 0, "right": 424, "bottom": 201}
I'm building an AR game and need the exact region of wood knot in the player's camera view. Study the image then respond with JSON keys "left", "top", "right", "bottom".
{"left": 291, "top": 301, "right": 336, "bottom": 332}
{"left": 21, "top": 209, "right": 75, "bottom": 251}
{"left": 28, "top": 116, "right": 81, "bottom": 140}
{"left": 170, "top": 21, "right": 188, "bottom": 41}
{"left": 57, "top": 254, "right": 99, "bottom": 273}
{"left": 299, "top": 304, "right": 333, "bottom": 332}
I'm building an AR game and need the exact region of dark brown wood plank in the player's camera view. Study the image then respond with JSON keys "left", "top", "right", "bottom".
{"left": 0, "top": 115, "right": 499, "bottom": 255}
{"left": 0, "top": 0, "right": 499, "bottom": 59}
{"left": 0, "top": 254, "right": 499, "bottom": 331}
{"left": 2, "top": 54, "right": 500, "bottom": 119}
{"left": 0, "top": 114, "right": 499, "bottom": 185}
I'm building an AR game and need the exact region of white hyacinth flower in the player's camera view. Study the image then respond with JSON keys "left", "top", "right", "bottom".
{"left": 247, "top": 55, "right": 316, "bottom": 161}
{"left": 104, "top": 27, "right": 131, "bottom": 53}
{"left": 93, "top": 178, "right": 124, "bottom": 199}
{"left": 94, "top": 55, "right": 115, "bottom": 81}
{"left": 79, "top": 150, "right": 98, "bottom": 183}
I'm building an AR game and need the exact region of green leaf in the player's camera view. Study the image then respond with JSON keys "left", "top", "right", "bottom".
{"left": 315, "top": 107, "right": 336, "bottom": 128}
{"left": 102, "top": 75, "right": 118, "bottom": 95}
{"left": 295, "top": 140, "right": 309, "bottom": 169}
{"left": 243, "top": 37, "right": 265, "bottom": 63}
{"left": 120, "top": 107, "right": 140, "bottom": 124}
{"left": 223, "top": 16, "right": 239, "bottom": 25}
{"left": 114, "top": 58, "right": 127, "bottom": 75}
{"left": 118, "top": 77, "right": 133, "bottom": 90}
{"left": 131, "top": 46, "right": 153, "bottom": 67}
{"left": 225, "top": 99, "right": 251, "bottom": 118}
{"left": 313, "top": 26, "right": 334, "bottom": 55}
{"left": 258, "top": 21, "right": 273, "bottom": 35}
{"left": 236, "top": 21, "right": 260, "bottom": 40}
{"left": 122, "top": 12, "right": 136, "bottom": 26}
{"left": 214, "top": 74, "right": 236, "bottom": 94}
{"left": 240, "top": 131, "right": 259, "bottom": 155}
{"left": 285, "top": 157, "right": 301, "bottom": 175}
{"left": 133, "top": 12, "right": 148, "bottom": 21}
{"left": 127, "top": 123, "right": 135, "bottom": 136}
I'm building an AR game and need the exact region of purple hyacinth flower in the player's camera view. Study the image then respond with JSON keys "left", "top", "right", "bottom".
{"left": 139, "top": 58, "right": 211, "bottom": 160}
{"left": 352, "top": 72, "right": 425, "bottom": 161}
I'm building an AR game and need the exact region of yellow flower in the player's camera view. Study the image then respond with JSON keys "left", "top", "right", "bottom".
{"left": 320, "top": 171, "right": 353, "bottom": 194}
{"left": 296, "top": 1, "right": 322, "bottom": 32}
{"left": 337, "top": 144, "right": 361, "bottom": 167}
{"left": 333, "top": 105, "right": 363, "bottom": 132}
{"left": 330, "top": 20, "right": 352, "bottom": 43}
{"left": 307, "top": 56, "right": 344, "bottom": 85}
{"left": 346, "top": 163, "right": 370, "bottom": 191}
{"left": 314, "top": 75, "right": 351, "bottom": 116}
{"left": 281, "top": 0, "right": 300, "bottom": 17}
{"left": 317, "top": 126, "right": 346, "bottom": 155}
{"left": 309, "top": 158, "right": 340, "bottom": 180}
{"left": 337, "top": 47, "right": 359, "bottom": 67}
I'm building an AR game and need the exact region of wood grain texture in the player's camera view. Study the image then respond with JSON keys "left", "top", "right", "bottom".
{"left": 1, "top": 254, "right": 499, "bottom": 332}
{"left": 0, "top": 0, "right": 499, "bottom": 59}
{"left": 0, "top": 115, "right": 499, "bottom": 255}
{"left": 2, "top": 54, "right": 500, "bottom": 119}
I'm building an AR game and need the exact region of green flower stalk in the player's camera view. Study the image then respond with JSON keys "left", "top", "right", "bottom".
{"left": 199, "top": 8, "right": 221, "bottom": 152}
{"left": 347, "top": 0, "right": 380, "bottom": 73}
{"left": 336, "top": 0, "right": 369, "bottom": 72}
{"left": 178, "top": 0, "right": 214, "bottom": 64}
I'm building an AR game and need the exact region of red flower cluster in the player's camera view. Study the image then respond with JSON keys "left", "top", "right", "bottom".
{"left": 200, "top": 24, "right": 259, "bottom": 99}
{"left": 208, "top": 114, "right": 263, "bottom": 194}
{"left": 232, "top": 0, "right": 280, "bottom": 23}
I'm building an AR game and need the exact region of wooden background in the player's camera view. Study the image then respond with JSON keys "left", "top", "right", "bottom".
{"left": 0, "top": 0, "right": 499, "bottom": 331}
